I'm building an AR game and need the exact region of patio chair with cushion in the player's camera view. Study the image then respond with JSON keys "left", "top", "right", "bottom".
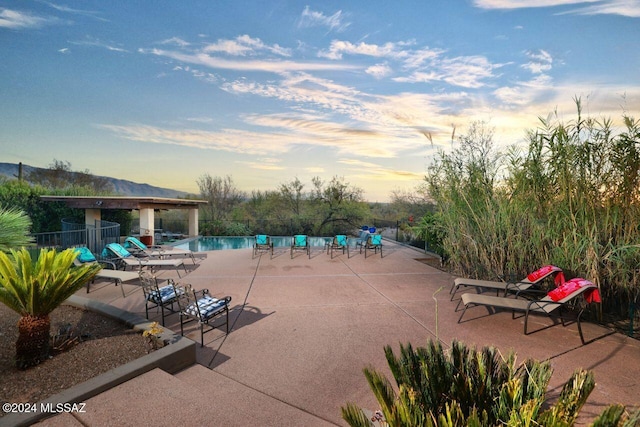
{"left": 326, "top": 234, "right": 348, "bottom": 258}
{"left": 253, "top": 234, "right": 274, "bottom": 258}
{"left": 123, "top": 236, "right": 197, "bottom": 264}
{"left": 457, "top": 277, "right": 601, "bottom": 344}
{"left": 291, "top": 234, "right": 310, "bottom": 259}
{"left": 74, "top": 246, "right": 140, "bottom": 297}
{"left": 450, "top": 265, "right": 565, "bottom": 300}
{"left": 102, "top": 243, "right": 187, "bottom": 277}
{"left": 139, "top": 271, "right": 186, "bottom": 326}
{"left": 359, "top": 233, "right": 383, "bottom": 258}
{"left": 173, "top": 283, "right": 232, "bottom": 346}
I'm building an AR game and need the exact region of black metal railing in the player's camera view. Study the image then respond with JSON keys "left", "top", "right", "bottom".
{"left": 31, "top": 218, "right": 120, "bottom": 255}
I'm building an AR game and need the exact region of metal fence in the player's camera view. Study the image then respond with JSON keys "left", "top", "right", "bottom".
{"left": 31, "top": 218, "right": 120, "bottom": 255}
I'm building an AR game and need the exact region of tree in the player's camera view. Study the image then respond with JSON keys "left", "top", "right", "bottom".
{"left": 0, "top": 248, "right": 101, "bottom": 369}
{"left": 26, "top": 159, "right": 113, "bottom": 193}
{"left": 279, "top": 178, "right": 305, "bottom": 216}
{"left": 0, "top": 206, "right": 34, "bottom": 251}
{"left": 310, "top": 176, "right": 367, "bottom": 235}
{"left": 197, "top": 174, "right": 246, "bottom": 235}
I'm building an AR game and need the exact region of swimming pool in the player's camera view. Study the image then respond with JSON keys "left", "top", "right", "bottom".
{"left": 174, "top": 236, "right": 334, "bottom": 252}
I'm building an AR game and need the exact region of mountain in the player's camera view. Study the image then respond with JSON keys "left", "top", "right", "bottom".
{"left": 0, "top": 162, "right": 191, "bottom": 198}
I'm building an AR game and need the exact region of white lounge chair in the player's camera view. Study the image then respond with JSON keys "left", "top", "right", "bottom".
{"left": 123, "top": 236, "right": 197, "bottom": 264}
{"left": 450, "top": 265, "right": 564, "bottom": 300}
{"left": 102, "top": 243, "right": 187, "bottom": 277}
{"left": 457, "top": 277, "right": 601, "bottom": 344}
{"left": 74, "top": 247, "right": 140, "bottom": 297}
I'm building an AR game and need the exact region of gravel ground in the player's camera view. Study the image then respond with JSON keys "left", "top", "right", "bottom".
{"left": 0, "top": 303, "right": 149, "bottom": 416}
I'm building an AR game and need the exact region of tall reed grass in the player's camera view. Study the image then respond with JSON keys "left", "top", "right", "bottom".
{"left": 427, "top": 99, "right": 640, "bottom": 319}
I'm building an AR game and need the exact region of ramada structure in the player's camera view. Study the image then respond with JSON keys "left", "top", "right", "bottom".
{"left": 40, "top": 196, "right": 208, "bottom": 245}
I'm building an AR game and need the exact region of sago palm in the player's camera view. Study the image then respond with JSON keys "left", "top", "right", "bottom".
{"left": 0, "top": 206, "right": 34, "bottom": 251}
{"left": 342, "top": 339, "right": 639, "bottom": 426}
{"left": 0, "top": 248, "right": 101, "bottom": 369}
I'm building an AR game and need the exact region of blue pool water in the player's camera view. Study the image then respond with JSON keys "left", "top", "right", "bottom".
{"left": 174, "top": 236, "right": 334, "bottom": 252}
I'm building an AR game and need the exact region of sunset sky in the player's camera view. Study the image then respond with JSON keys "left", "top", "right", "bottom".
{"left": 2, "top": 1, "right": 639, "bottom": 201}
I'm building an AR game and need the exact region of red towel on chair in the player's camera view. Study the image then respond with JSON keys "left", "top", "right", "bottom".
{"left": 527, "top": 265, "right": 564, "bottom": 285}
{"left": 547, "top": 278, "right": 601, "bottom": 303}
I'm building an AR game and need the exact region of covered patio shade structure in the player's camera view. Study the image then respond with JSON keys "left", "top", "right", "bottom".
{"left": 40, "top": 196, "right": 208, "bottom": 245}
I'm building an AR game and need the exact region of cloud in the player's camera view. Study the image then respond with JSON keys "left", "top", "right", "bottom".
{"left": 366, "top": 63, "right": 393, "bottom": 79}
{"left": 472, "top": 0, "right": 640, "bottom": 17}
{"left": 70, "top": 37, "right": 128, "bottom": 52}
{"left": 203, "top": 35, "right": 292, "bottom": 57}
{"left": 564, "top": 0, "right": 640, "bottom": 17}
{"left": 237, "top": 158, "right": 286, "bottom": 171}
{"left": 395, "top": 55, "right": 500, "bottom": 88}
{"left": 142, "top": 48, "right": 357, "bottom": 74}
{"left": 316, "top": 38, "right": 496, "bottom": 88}
{"left": 521, "top": 49, "right": 553, "bottom": 74}
{"left": 318, "top": 40, "right": 401, "bottom": 60}
{"left": 298, "top": 6, "right": 350, "bottom": 32}
{"left": 41, "top": 2, "right": 108, "bottom": 21}
{"left": 159, "top": 37, "right": 191, "bottom": 47}
{"left": 338, "top": 159, "right": 424, "bottom": 181}
{"left": 473, "top": 0, "right": 600, "bottom": 9}
{"left": 0, "top": 8, "right": 55, "bottom": 29}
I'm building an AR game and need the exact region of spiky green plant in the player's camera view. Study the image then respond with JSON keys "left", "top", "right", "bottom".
{"left": 0, "top": 206, "right": 33, "bottom": 251}
{"left": 0, "top": 248, "right": 101, "bottom": 369}
{"left": 342, "top": 340, "right": 637, "bottom": 427}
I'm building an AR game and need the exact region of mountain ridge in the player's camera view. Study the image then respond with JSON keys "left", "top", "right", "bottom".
{"left": 0, "top": 162, "right": 192, "bottom": 198}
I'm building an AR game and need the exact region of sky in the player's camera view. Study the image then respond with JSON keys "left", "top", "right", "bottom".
{"left": 1, "top": 1, "right": 639, "bottom": 202}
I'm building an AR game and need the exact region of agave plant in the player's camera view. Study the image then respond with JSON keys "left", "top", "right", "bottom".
{"left": 342, "top": 339, "right": 639, "bottom": 426}
{"left": 0, "top": 248, "right": 101, "bottom": 369}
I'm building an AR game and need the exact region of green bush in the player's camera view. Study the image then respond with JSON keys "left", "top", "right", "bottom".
{"left": 342, "top": 340, "right": 639, "bottom": 426}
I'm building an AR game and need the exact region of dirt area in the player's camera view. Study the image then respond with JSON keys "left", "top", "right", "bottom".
{"left": 0, "top": 303, "right": 149, "bottom": 417}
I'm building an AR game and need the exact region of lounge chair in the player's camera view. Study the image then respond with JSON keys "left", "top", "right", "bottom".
{"left": 457, "top": 277, "right": 601, "bottom": 344}
{"left": 139, "top": 271, "right": 185, "bottom": 326}
{"left": 253, "top": 235, "right": 274, "bottom": 258}
{"left": 450, "top": 265, "right": 565, "bottom": 300}
{"left": 173, "top": 283, "right": 232, "bottom": 346}
{"left": 358, "top": 233, "right": 383, "bottom": 258}
{"left": 291, "top": 234, "right": 310, "bottom": 259}
{"left": 326, "top": 234, "right": 348, "bottom": 258}
{"left": 102, "top": 243, "right": 187, "bottom": 277}
{"left": 74, "top": 247, "right": 140, "bottom": 297}
{"left": 123, "top": 236, "right": 197, "bottom": 264}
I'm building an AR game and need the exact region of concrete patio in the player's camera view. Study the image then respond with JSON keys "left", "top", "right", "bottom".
{"left": 30, "top": 240, "right": 640, "bottom": 425}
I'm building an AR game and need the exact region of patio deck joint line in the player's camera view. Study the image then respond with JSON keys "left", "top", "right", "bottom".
{"left": 337, "top": 255, "right": 440, "bottom": 341}
{"left": 206, "top": 253, "right": 263, "bottom": 368}
{"left": 208, "top": 368, "right": 342, "bottom": 426}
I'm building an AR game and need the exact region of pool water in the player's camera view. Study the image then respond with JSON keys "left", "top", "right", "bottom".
{"left": 174, "top": 236, "right": 334, "bottom": 252}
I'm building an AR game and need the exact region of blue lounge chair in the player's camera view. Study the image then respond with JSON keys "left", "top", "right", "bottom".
{"left": 291, "top": 234, "right": 310, "bottom": 259}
